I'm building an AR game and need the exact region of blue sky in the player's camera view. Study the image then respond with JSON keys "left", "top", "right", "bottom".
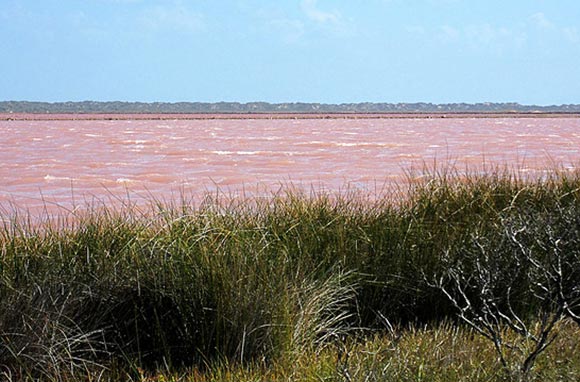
{"left": 1, "top": 0, "right": 579, "bottom": 105}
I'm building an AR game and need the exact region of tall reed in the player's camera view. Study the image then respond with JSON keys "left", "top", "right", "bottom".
{"left": 1, "top": 166, "right": 579, "bottom": 380}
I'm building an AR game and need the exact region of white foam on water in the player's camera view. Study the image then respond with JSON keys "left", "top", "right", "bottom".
{"left": 115, "top": 178, "right": 133, "bottom": 183}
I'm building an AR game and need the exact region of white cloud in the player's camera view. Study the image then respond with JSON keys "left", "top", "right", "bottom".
{"left": 465, "top": 24, "right": 525, "bottom": 47}
{"left": 300, "top": 0, "right": 341, "bottom": 24}
{"left": 257, "top": 1, "right": 353, "bottom": 43}
{"left": 528, "top": 12, "right": 580, "bottom": 45}
{"left": 428, "top": 12, "right": 580, "bottom": 50}
{"left": 530, "top": 12, "right": 554, "bottom": 29}
{"left": 435, "top": 22, "right": 528, "bottom": 51}
{"left": 563, "top": 27, "right": 579, "bottom": 44}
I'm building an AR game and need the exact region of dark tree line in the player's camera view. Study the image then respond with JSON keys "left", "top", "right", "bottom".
{"left": 2, "top": 101, "right": 580, "bottom": 114}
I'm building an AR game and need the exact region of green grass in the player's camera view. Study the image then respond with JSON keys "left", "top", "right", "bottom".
{"left": 1, "top": 167, "right": 579, "bottom": 381}
{"left": 171, "top": 320, "right": 580, "bottom": 382}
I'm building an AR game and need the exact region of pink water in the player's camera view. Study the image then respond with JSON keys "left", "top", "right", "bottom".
{"left": 1, "top": 115, "right": 579, "bottom": 216}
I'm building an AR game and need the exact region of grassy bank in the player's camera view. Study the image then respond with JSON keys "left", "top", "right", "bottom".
{"left": 1, "top": 168, "right": 579, "bottom": 381}
{"left": 145, "top": 320, "right": 580, "bottom": 382}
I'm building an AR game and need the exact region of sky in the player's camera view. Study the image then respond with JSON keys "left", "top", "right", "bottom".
{"left": 1, "top": 0, "right": 579, "bottom": 105}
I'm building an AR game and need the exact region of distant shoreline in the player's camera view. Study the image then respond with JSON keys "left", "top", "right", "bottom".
{"left": 2, "top": 112, "right": 580, "bottom": 121}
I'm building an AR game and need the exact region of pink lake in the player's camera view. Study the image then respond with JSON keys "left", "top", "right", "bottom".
{"left": 1, "top": 115, "right": 579, "bottom": 217}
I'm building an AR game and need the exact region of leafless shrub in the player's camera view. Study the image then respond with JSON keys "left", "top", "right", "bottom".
{"left": 506, "top": 204, "right": 580, "bottom": 326}
{"left": 428, "top": 202, "right": 580, "bottom": 381}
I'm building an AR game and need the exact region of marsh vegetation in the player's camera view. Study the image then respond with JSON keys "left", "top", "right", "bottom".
{"left": 1, "top": 167, "right": 579, "bottom": 381}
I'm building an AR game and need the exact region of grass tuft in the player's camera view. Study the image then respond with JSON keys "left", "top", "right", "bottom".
{"left": 1, "top": 166, "right": 579, "bottom": 380}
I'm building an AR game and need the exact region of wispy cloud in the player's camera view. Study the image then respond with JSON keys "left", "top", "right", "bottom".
{"left": 300, "top": 0, "right": 356, "bottom": 38}
{"left": 563, "top": 27, "right": 580, "bottom": 43}
{"left": 59, "top": 1, "right": 207, "bottom": 43}
{"left": 531, "top": 12, "right": 580, "bottom": 45}
{"left": 252, "top": 6, "right": 306, "bottom": 45}
{"left": 430, "top": 11, "right": 580, "bottom": 51}
{"left": 256, "top": 1, "right": 352, "bottom": 44}
{"left": 300, "top": 0, "right": 341, "bottom": 25}
{"left": 530, "top": 12, "right": 554, "bottom": 29}
{"left": 465, "top": 23, "right": 526, "bottom": 47}
{"left": 431, "top": 22, "right": 528, "bottom": 53}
